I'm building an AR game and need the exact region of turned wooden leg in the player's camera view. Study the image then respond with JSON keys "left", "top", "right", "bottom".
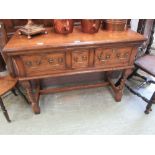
{"left": 0, "top": 97, "right": 11, "bottom": 123}
{"left": 115, "top": 90, "right": 123, "bottom": 102}
{"left": 115, "top": 69, "right": 132, "bottom": 102}
{"left": 21, "top": 81, "right": 40, "bottom": 114}
{"left": 107, "top": 69, "right": 132, "bottom": 102}
{"left": 145, "top": 91, "right": 155, "bottom": 114}
{"left": 127, "top": 68, "right": 138, "bottom": 80}
{"left": 16, "top": 86, "right": 30, "bottom": 104}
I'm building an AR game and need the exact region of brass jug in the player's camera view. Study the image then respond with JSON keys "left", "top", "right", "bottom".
{"left": 102, "top": 19, "right": 127, "bottom": 31}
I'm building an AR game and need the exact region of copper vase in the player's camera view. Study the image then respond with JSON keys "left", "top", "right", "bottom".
{"left": 81, "top": 19, "right": 101, "bottom": 33}
{"left": 53, "top": 19, "right": 74, "bottom": 34}
{"left": 102, "top": 19, "right": 127, "bottom": 31}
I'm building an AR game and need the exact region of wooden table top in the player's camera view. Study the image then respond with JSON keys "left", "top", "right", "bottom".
{"left": 3, "top": 27, "right": 146, "bottom": 52}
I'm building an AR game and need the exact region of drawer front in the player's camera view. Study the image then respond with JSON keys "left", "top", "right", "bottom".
{"left": 95, "top": 47, "right": 132, "bottom": 67}
{"left": 21, "top": 52, "right": 66, "bottom": 75}
{"left": 71, "top": 49, "right": 89, "bottom": 69}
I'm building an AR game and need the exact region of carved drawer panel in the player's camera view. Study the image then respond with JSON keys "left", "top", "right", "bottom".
{"left": 71, "top": 49, "right": 89, "bottom": 69}
{"left": 95, "top": 47, "right": 132, "bottom": 67}
{"left": 21, "top": 52, "right": 66, "bottom": 75}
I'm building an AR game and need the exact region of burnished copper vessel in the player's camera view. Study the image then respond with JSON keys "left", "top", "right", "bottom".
{"left": 81, "top": 19, "right": 101, "bottom": 33}
{"left": 102, "top": 19, "right": 127, "bottom": 31}
{"left": 53, "top": 19, "right": 74, "bottom": 34}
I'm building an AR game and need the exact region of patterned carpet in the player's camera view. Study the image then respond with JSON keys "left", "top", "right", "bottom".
{"left": 0, "top": 72, "right": 155, "bottom": 134}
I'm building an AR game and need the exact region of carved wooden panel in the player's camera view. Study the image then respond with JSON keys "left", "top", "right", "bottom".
{"left": 71, "top": 49, "right": 89, "bottom": 69}
{"left": 95, "top": 47, "right": 132, "bottom": 67}
{"left": 21, "top": 52, "right": 66, "bottom": 76}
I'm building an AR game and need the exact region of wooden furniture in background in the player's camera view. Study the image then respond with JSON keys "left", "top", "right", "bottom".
{"left": 0, "top": 75, "right": 17, "bottom": 122}
{"left": 2, "top": 26, "right": 145, "bottom": 114}
{"left": 137, "top": 19, "right": 155, "bottom": 54}
{"left": 0, "top": 73, "right": 30, "bottom": 122}
{"left": 0, "top": 22, "right": 8, "bottom": 71}
{"left": 126, "top": 19, "right": 155, "bottom": 114}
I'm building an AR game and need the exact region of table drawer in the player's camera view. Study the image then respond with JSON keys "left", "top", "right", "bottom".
{"left": 71, "top": 49, "right": 89, "bottom": 69}
{"left": 21, "top": 52, "right": 66, "bottom": 75}
{"left": 95, "top": 47, "right": 132, "bottom": 67}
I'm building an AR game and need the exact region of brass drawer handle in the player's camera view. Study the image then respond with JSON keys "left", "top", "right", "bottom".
{"left": 100, "top": 59, "right": 106, "bottom": 65}
{"left": 35, "top": 60, "right": 42, "bottom": 65}
{"left": 116, "top": 53, "right": 129, "bottom": 59}
{"left": 97, "top": 56, "right": 106, "bottom": 64}
{"left": 98, "top": 55, "right": 110, "bottom": 61}
{"left": 82, "top": 56, "right": 87, "bottom": 61}
{"left": 25, "top": 61, "right": 32, "bottom": 67}
{"left": 58, "top": 57, "right": 63, "bottom": 63}
{"left": 106, "top": 55, "right": 110, "bottom": 59}
{"left": 98, "top": 56, "right": 102, "bottom": 60}
{"left": 48, "top": 58, "right": 54, "bottom": 63}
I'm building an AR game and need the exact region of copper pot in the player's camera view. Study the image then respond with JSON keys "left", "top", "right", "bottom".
{"left": 81, "top": 19, "right": 101, "bottom": 33}
{"left": 53, "top": 19, "right": 74, "bottom": 34}
{"left": 102, "top": 19, "right": 127, "bottom": 31}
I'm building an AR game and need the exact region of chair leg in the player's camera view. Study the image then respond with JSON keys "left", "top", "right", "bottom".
{"left": 116, "top": 68, "right": 138, "bottom": 87}
{"left": 11, "top": 88, "right": 18, "bottom": 96}
{"left": 144, "top": 91, "right": 155, "bottom": 114}
{"left": 16, "top": 87, "right": 30, "bottom": 104}
{"left": 0, "top": 97, "right": 11, "bottom": 123}
{"left": 127, "top": 68, "right": 138, "bottom": 80}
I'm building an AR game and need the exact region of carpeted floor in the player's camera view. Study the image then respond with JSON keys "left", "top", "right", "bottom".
{"left": 0, "top": 71, "right": 155, "bottom": 135}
